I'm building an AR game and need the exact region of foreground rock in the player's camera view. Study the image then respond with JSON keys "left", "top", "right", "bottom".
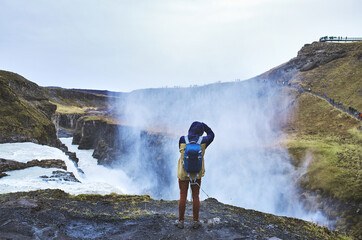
{"left": 0, "top": 189, "right": 349, "bottom": 240}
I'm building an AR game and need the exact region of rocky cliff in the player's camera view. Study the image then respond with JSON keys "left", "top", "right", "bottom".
{"left": 47, "top": 86, "right": 116, "bottom": 139}
{"left": 72, "top": 116, "right": 115, "bottom": 150}
{"left": 53, "top": 113, "right": 85, "bottom": 137}
{"left": 55, "top": 113, "right": 84, "bottom": 130}
{"left": 72, "top": 116, "right": 175, "bottom": 198}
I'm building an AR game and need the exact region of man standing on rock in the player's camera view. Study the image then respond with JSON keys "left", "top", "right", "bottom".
{"left": 175, "top": 121, "right": 215, "bottom": 229}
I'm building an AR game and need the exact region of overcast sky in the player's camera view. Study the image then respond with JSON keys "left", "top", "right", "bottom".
{"left": 0, "top": 0, "right": 361, "bottom": 92}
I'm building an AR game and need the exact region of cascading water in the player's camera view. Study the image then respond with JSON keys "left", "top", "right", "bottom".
{"left": 0, "top": 139, "right": 131, "bottom": 195}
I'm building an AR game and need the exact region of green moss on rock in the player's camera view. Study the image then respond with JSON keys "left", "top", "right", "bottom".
{"left": 0, "top": 71, "right": 58, "bottom": 145}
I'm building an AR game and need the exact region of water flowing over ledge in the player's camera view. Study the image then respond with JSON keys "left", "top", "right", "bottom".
{"left": 0, "top": 138, "right": 127, "bottom": 195}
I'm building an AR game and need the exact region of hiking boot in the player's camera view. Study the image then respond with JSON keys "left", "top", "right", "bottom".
{"left": 192, "top": 220, "right": 201, "bottom": 229}
{"left": 175, "top": 220, "right": 184, "bottom": 229}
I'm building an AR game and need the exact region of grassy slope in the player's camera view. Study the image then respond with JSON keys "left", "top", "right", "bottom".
{"left": 282, "top": 42, "right": 361, "bottom": 238}
{"left": 50, "top": 101, "right": 98, "bottom": 114}
{"left": 286, "top": 42, "right": 362, "bottom": 202}
{"left": 286, "top": 93, "right": 361, "bottom": 201}
{"left": 298, "top": 41, "right": 362, "bottom": 110}
{"left": 47, "top": 88, "right": 109, "bottom": 114}
{"left": 0, "top": 73, "right": 56, "bottom": 145}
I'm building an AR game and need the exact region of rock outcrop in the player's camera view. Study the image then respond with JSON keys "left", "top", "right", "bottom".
{"left": 0, "top": 189, "right": 349, "bottom": 240}
{"left": 56, "top": 142, "right": 80, "bottom": 164}
{"left": 0, "top": 158, "right": 67, "bottom": 179}
{"left": 53, "top": 113, "right": 84, "bottom": 130}
{"left": 0, "top": 158, "right": 81, "bottom": 183}
{"left": 72, "top": 117, "right": 112, "bottom": 149}
{"left": 40, "top": 170, "right": 80, "bottom": 182}
{"left": 52, "top": 113, "right": 86, "bottom": 138}
{"left": 255, "top": 41, "right": 358, "bottom": 84}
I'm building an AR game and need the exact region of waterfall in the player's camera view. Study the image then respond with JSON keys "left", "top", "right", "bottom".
{"left": 111, "top": 81, "right": 327, "bottom": 223}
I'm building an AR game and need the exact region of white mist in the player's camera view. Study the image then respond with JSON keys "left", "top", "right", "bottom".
{"left": 113, "top": 81, "right": 327, "bottom": 223}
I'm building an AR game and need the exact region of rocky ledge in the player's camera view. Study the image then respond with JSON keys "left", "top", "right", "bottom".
{"left": 0, "top": 189, "right": 350, "bottom": 240}
{"left": 40, "top": 170, "right": 80, "bottom": 183}
{"left": 0, "top": 158, "right": 67, "bottom": 178}
{"left": 0, "top": 158, "right": 80, "bottom": 183}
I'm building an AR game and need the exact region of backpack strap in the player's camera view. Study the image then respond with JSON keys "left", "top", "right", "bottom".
{"left": 185, "top": 135, "right": 203, "bottom": 144}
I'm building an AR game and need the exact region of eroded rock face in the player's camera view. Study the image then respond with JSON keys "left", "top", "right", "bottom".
{"left": 53, "top": 113, "right": 85, "bottom": 137}
{"left": 92, "top": 124, "right": 137, "bottom": 165}
{"left": 296, "top": 42, "right": 348, "bottom": 71}
{"left": 72, "top": 117, "right": 110, "bottom": 149}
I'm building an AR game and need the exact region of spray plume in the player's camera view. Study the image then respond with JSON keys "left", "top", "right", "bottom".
{"left": 111, "top": 80, "right": 326, "bottom": 223}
